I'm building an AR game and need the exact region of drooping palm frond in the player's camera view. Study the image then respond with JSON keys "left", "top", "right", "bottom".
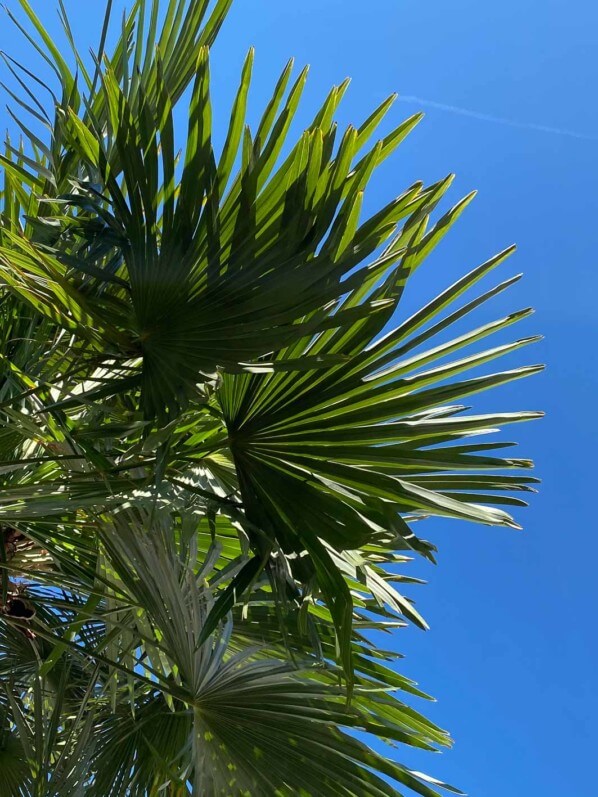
{"left": 0, "top": 0, "right": 542, "bottom": 794}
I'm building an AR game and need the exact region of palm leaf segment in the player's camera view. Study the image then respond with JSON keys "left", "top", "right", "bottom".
{"left": 0, "top": 1, "right": 542, "bottom": 794}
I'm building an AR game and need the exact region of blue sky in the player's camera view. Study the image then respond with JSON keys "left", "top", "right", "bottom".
{"left": 2, "top": 1, "right": 597, "bottom": 795}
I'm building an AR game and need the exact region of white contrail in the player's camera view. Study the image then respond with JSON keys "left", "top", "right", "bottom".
{"left": 398, "top": 94, "right": 598, "bottom": 142}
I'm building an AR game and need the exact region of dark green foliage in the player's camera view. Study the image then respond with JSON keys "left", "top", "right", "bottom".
{"left": 0, "top": 2, "right": 541, "bottom": 794}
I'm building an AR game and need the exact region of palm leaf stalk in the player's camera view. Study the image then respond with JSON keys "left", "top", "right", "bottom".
{"left": 0, "top": 1, "right": 542, "bottom": 794}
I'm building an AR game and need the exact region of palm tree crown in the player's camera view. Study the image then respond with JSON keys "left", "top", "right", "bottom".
{"left": 0, "top": 1, "right": 542, "bottom": 794}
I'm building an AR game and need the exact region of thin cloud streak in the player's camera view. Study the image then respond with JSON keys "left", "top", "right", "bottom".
{"left": 398, "top": 95, "right": 598, "bottom": 141}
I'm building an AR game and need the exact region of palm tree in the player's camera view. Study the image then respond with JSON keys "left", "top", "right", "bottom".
{"left": 0, "top": 1, "right": 542, "bottom": 794}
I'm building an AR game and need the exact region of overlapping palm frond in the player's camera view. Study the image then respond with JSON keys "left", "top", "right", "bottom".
{"left": 0, "top": 498, "right": 457, "bottom": 797}
{"left": 0, "top": 0, "right": 431, "bottom": 420}
{"left": 0, "top": 667, "right": 97, "bottom": 797}
{"left": 0, "top": 0, "right": 542, "bottom": 794}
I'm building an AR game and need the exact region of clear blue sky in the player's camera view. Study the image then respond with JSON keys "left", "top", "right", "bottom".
{"left": 2, "top": 2, "right": 597, "bottom": 795}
